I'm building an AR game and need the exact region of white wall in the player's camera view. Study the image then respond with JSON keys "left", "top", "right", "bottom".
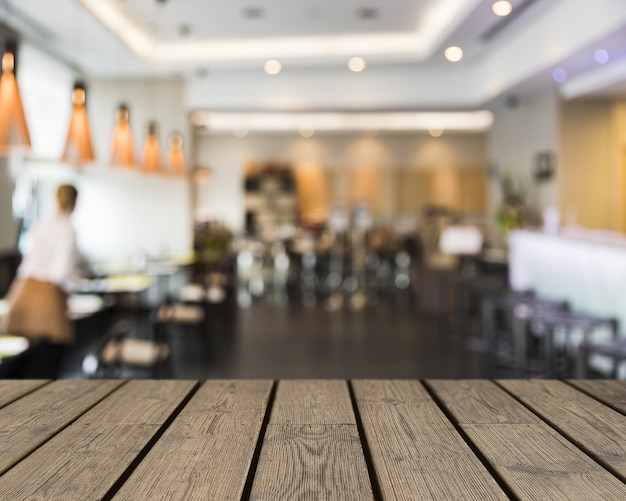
{"left": 488, "top": 90, "right": 561, "bottom": 225}
{"left": 195, "top": 131, "right": 488, "bottom": 231}
{"left": 71, "top": 78, "right": 193, "bottom": 261}
{"left": 0, "top": 42, "right": 194, "bottom": 263}
{"left": 0, "top": 158, "right": 18, "bottom": 253}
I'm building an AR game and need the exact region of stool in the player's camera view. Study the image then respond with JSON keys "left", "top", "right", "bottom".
{"left": 515, "top": 308, "right": 618, "bottom": 378}
{"left": 438, "top": 273, "right": 508, "bottom": 339}
{"left": 481, "top": 292, "right": 566, "bottom": 377}
{"left": 85, "top": 318, "right": 170, "bottom": 379}
{"left": 576, "top": 337, "right": 626, "bottom": 378}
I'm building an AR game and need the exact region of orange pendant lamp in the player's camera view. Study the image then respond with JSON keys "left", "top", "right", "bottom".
{"left": 61, "top": 81, "right": 95, "bottom": 165}
{"left": 168, "top": 132, "right": 186, "bottom": 175}
{"left": 0, "top": 42, "right": 31, "bottom": 155}
{"left": 142, "top": 121, "right": 161, "bottom": 174}
{"left": 111, "top": 103, "right": 135, "bottom": 167}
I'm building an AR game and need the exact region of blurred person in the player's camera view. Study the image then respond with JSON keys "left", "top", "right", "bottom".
{"left": 1, "top": 184, "right": 80, "bottom": 378}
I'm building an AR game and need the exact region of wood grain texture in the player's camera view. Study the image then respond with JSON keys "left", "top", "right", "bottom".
{"left": 428, "top": 380, "right": 626, "bottom": 500}
{"left": 353, "top": 380, "right": 507, "bottom": 500}
{"left": 269, "top": 379, "right": 357, "bottom": 425}
{"left": 112, "top": 380, "right": 273, "bottom": 501}
{"left": 427, "top": 379, "right": 537, "bottom": 425}
{"left": 569, "top": 380, "right": 626, "bottom": 414}
{"left": 0, "top": 379, "right": 48, "bottom": 409}
{"left": 0, "top": 380, "right": 196, "bottom": 501}
{"left": 0, "top": 379, "right": 123, "bottom": 475}
{"left": 251, "top": 380, "right": 373, "bottom": 500}
{"left": 499, "top": 379, "right": 626, "bottom": 478}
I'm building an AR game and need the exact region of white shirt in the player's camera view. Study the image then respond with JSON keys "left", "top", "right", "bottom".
{"left": 18, "top": 213, "right": 78, "bottom": 290}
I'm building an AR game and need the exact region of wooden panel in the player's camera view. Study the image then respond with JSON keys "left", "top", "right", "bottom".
{"left": 113, "top": 380, "right": 272, "bottom": 500}
{"left": 568, "top": 380, "right": 626, "bottom": 414}
{"left": 0, "top": 379, "right": 123, "bottom": 475}
{"left": 0, "top": 379, "right": 48, "bottom": 409}
{"left": 349, "top": 166, "right": 383, "bottom": 214}
{"left": 428, "top": 380, "right": 626, "bottom": 499}
{"left": 251, "top": 380, "right": 373, "bottom": 500}
{"left": 397, "top": 169, "right": 432, "bottom": 214}
{"left": 294, "top": 166, "right": 330, "bottom": 224}
{"left": 0, "top": 380, "right": 196, "bottom": 500}
{"left": 431, "top": 168, "right": 461, "bottom": 211}
{"left": 459, "top": 168, "right": 488, "bottom": 214}
{"left": 499, "top": 380, "right": 626, "bottom": 478}
{"left": 396, "top": 167, "right": 487, "bottom": 216}
{"left": 353, "top": 380, "right": 507, "bottom": 500}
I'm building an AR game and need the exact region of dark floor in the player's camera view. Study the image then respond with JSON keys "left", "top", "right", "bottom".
{"left": 60, "top": 295, "right": 488, "bottom": 380}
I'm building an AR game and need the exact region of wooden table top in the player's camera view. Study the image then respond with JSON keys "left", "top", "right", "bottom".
{"left": 0, "top": 379, "right": 624, "bottom": 500}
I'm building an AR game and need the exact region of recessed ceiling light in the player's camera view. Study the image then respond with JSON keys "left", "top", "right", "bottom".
{"left": 264, "top": 59, "right": 281, "bottom": 75}
{"left": 552, "top": 68, "right": 567, "bottom": 83}
{"left": 243, "top": 7, "right": 265, "bottom": 19}
{"left": 492, "top": 1, "right": 512, "bottom": 17}
{"left": 444, "top": 46, "right": 463, "bottom": 62}
{"left": 300, "top": 125, "right": 315, "bottom": 138}
{"left": 348, "top": 57, "right": 366, "bottom": 72}
{"left": 594, "top": 49, "right": 610, "bottom": 64}
{"left": 357, "top": 8, "right": 378, "bottom": 20}
{"left": 200, "top": 111, "right": 494, "bottom": 133}
{"left": 429, "top": 128, "right": 444, "bottom": 138}
{"left": 191, "top": 111, "right": 206, "bottom": 127}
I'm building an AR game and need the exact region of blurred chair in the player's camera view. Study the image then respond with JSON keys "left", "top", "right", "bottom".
{"left": 576, "top": 337, "right": 626, "bottom": 378}
{"left": 481, "top": 292, "right": 567, "bottom": 377}
{"left": 513, "top": 307, "right": 618, "bottom": 378}
{"left": 85, "top": 319, "right": 170, "bottom": 379}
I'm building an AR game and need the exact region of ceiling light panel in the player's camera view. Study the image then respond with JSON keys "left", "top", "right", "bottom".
{"left": 194, "top": 111, "right": 494, "bottom": 133}
{"left": 115, "top": 0, "right": 417, "bottom": 39}
{"left": 81, "top": 0, "right": 479, "bottom": 65}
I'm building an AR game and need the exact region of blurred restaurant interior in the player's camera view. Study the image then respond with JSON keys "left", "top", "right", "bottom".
{"left": 1, "top": 0, "right": 626, "bottom": 380}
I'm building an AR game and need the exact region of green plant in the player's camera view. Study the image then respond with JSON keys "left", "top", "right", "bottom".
{"left": 194, "top": 222, "right": 233, "bottom": 264}
{"left": 496, "top": 172, "right": 535, "bottom": 236}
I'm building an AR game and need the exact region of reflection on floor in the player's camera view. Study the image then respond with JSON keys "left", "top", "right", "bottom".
{"left": 60, "top": 299, "right": 487, "bottom": 380}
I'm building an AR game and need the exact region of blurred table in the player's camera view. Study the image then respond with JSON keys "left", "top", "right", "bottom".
{"left": 0, "top": 379, "right": 624, "bottom": 499}
{"left": 0, "top": 294, "right": 107, "bottom": 322}
{"left": 75, "top": 274, "right": 154, "bottom": 294}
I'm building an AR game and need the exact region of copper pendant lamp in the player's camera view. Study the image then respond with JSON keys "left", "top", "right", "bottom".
{"left": 61, "top": 81, "right": 95, "bottom": 165}
{"left": 111, "top": 103, "right": 135, "bottom": 167}
{"left": 0, "top": 42, "right": 31, "bottom": 155}
{"left": 142, "top": 121, "right": 161, "bottom": 174}
{"left": 168, "top": 132, "right": 186, "bottom": 175}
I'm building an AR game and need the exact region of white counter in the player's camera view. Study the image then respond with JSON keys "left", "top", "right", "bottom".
{"left": 509, "top": 229, "right": 626, "bottom": 332}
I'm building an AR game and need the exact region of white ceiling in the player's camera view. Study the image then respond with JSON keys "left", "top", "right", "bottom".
{"left": 1, "top": 0, "right": 626, "bottom": 111}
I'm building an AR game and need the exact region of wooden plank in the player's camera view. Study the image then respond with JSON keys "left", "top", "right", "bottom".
{"left": 112, "top": 380, "right": 273, "bottom": 500}
{"left": 499, "top": 380, "right": 626, "bottom": 479}
{"left": 250, "top": 380, "right": 373, "bottom": 500}
{"left": 0, "top": 379, "right": 48, "bottom": 409}
{"left": 0, "top": 379, "right": 124, "bottom": 475}
{"left": 353, "top": 380, "right": 507, "bottom": 500}
{"left": 568, "top": 380, "right": 626, "bottom": 414}
{"left": 269, "top": 379, "right": 357, "bottom": 425}
{"left": 0, "top": 380, "right": 196, "bottom": 500}
{"left": 428, "top": 380, "right": 626, "bottom": 500}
